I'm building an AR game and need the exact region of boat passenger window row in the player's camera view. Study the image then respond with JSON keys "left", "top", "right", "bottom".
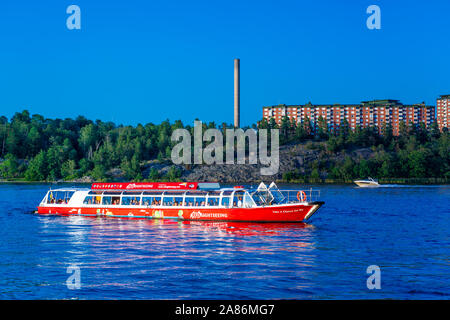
{"left": 162, "top": 196, "right": 184, "bottom": 206}
{"left": 102, "top": 196, "right": 121, "bottom": 205}
{"left": 208, "top": 197, "right": 219, "bottom": 206}
{"left": 221, "top": 197, "right": 230, "bottom": 207}
{"left": 142, "top": 196, "right": 161, "bottom": 206}
{"left": 184, "top": 197, "right": 206, "bottom": 206}
{"left": 83, "top": 196, "right": 101, "bottom": 205}
{"left": 121, "top": 197, "right": 142, "bottom": 206}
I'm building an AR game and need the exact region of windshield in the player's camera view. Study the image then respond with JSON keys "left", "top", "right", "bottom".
{"left": 268, "top": 182, "right": 286, "bottom": 204}
{"left": 251, "top": 190, "right": 273, "bottom": 206}
{"left": 47, "top": 190, "right": 75, "bottom": 204}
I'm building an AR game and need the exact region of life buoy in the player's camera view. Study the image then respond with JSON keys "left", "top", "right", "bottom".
{"left": 297, "top": 191, "right": 307, "bottom": 202}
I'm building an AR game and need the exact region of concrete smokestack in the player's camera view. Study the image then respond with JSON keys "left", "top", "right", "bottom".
{"left": 234, "top": 58, "right": 240, "bottom": 128}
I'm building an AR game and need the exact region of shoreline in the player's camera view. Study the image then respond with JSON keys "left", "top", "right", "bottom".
{"left": 1, "top": 179, "right": 449, "bottom": 185}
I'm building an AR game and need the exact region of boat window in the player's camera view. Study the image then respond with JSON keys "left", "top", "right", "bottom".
{"left": 207, "top": 197, "right": 219, "bottom": 206}
{"left": 121, "top": 196, "right": 141, "bottom": 206}
{"left": 173, "top": 196, "right": 183, "bottom": 206}
{"left": 243, "top": 192, "right": 255, "bottom": 208}
{"left": 111, "top": 196, "right": 120, "bottom": 205}
{"left": 103, "top": 191, "right": 122, "bottom": 196}
{"left": 102, "top": 196, "right": 112, "bottom": 205}
{"left": 47, "top": 191, "right": 75, "bottom": 204}
{"left": 184, "top": 197, "right": 195, "bottom": 206}
{"left": 232, "top": 191, "right": 245, "bottom": 207}
{"left": 83, "top": 196, "right": 95, "bottom": 205}
{"left": 251, "top": 191, "right": 269, "bottom": 206}
{"left": 221, "top": 196, "right": 230, "bottom": 207}
{"left": 186, "top": 191, "right": 207, "bottom": 196}
{"left": 142, "top": 191, "right": 164, "bottom": 196}
{"left": 196, "top": 197, "right": 206, "bottom": 206}
{"left": 88, "top": 191, "right": 103, "bottom": 195}
{"left": 94, "top": 196, "right": 101, "bottom": 204}
{"left": 251, "top": 183, "right": 273, "bottom": 205}
{"left": 122, "top": 191, "right": 143, "bottom": 196}
{"left": 268, "top": 182, "right": 286, "bottom": 204}
{"left": 165, "top": 191, "right": 185, "bottom": 196}
{"left": 83, "top": 196, "right": 102, "bottom": 204}
{"left": 141, "top": 196, "right": 161, "bottom": 206}
{"left": 160, "top": 196, "right": 183, "bottom": 206}
{"left": 162, "top": 197, "right": 174, "bottom": 206}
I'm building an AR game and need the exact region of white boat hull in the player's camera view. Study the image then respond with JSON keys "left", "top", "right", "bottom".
{"left": 354, "top": 181, "right": 379, "bottom": 188}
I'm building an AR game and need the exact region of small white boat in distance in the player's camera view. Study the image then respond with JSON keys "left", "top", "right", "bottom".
{"left": 354, "top": 177, "right": 380, "bottom": 188}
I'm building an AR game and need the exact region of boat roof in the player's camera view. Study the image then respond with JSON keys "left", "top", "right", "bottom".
{"left": 46, "top": 183, "right": 252, "bottom": 195}
{"left": 48, "top": 188, "right": 90, "bottom": 192}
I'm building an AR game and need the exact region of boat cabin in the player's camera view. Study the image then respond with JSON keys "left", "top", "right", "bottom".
{"left": 39, "top": 182, "right": 316, "bottom": 209}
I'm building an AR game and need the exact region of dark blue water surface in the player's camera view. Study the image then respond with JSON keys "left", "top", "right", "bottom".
{"left": 0, "top": 183, "right": 448, "bottom": 299}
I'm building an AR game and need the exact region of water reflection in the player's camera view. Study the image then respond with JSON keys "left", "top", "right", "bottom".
{"left": 32, "top": 214, "right": 319, "bottom": 298}
{"left": 181, "top": 220, "right": 314, "bottom": 236}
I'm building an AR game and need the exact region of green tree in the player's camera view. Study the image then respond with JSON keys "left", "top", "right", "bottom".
{"left": 0, "top": 154, "right": 19, "bottom": 179}
{"left": 303, "top": 116, "right": 313, "bottom": 138}
{"left": 357, "top": 159, "right": 371, "bottom": 178}
{"left": 79, "top": 124, "right": 99, "bottom": 159}
{"left": 408, "top": 148, "right": 430, "bottom": 178}
{"left": 310, "top": 168, "right": 320, "bottom": 180}
{"left": 148, "top": 168, "right": 160, "bottom": 180}
{"left": 165, "top": 166, "right": 182, "bottom": 181}
{"left": 317, "top": 116, "right": 329, "bottom": 140}
{"left": 121, "top": 155, "right": 141, "bottom": 180}
{"left": 429, "top": 121, "right": 440, "bottom": 140}
{"left": 91, "top": 164, "right": 106, "bottom": 181}
{"left": 61, "top": 160, "right": 77, "bottom": 180}
{"left": 25, "top": 151, "right": 48, "bottom": 181}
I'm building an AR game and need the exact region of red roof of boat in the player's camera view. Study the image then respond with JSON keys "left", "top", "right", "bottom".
{"left": 91, "top": 182, "right": 199, "bottom": 190}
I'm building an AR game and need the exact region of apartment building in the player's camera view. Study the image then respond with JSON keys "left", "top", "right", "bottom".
{"left": 436, "top": 95, "right": 449, "bottom": 132}
{"left": 262, "top": 100, "right": 435, "bottom": 136}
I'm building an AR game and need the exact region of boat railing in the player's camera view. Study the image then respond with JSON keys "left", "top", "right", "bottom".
{"left": 278, "top": 189, "right": 321, "bottom": 203}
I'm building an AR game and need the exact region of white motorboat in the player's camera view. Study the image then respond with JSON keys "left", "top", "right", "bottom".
{"left": 353, "top": 177, "right": 380, "bottom": 188}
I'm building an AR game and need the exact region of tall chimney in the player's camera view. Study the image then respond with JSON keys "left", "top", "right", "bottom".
{"left": 234, "top": 58, "right": 240, "bottom": 128}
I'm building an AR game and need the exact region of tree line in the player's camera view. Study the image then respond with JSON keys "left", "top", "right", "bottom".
{"left": 0, "top": 110, "right": 242, "bottom": 181}
{"left": 0, "top": 110, "right": 449, "bottom": 182}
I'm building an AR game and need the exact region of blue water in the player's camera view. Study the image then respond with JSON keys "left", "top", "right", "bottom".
{"left": 0, "top": 183, "right": 448, "bottom": 299}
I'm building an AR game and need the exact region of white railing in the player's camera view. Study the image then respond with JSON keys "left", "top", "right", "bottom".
{"left": 278, "top": 189, "right": 321, "bottom": 203}
{"left": 251, "top": 188, "right": 321, "bottom": 205}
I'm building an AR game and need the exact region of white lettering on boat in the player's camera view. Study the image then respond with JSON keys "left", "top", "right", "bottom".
{"left": 272, "top": 208, "right": 304, "bottom": 214}
{"left": 189, "top": 211, "right": 228, "bottom": 219}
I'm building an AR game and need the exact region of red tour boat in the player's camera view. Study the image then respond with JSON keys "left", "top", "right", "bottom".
{"left": 37, "top": 182, "right": 324, "bottom": 222}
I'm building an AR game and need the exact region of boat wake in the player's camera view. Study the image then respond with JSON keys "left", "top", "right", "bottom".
{"left": 377, "top": 184, "right": 443, "bottom": 188}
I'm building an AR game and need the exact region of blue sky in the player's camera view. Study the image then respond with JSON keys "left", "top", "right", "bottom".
{"left": 0, "top": 0, "right": 449, "bottom": 126}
